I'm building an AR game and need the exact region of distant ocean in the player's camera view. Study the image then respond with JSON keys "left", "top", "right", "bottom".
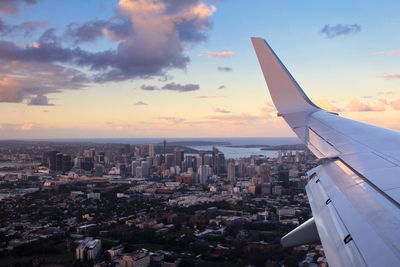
{"left": 38, "top": 137, "right": 301, "bottom": 146}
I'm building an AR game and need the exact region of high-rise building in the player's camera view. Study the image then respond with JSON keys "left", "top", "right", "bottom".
{"left": 141, "top": 161, "right": 149, "bottom": 177}
{"left": 62, "top": 154, "right": 72, "bottom": 172}
{"left": 216, "top": 152, "right": 226, "bottom": 175}
{"left": 278, "top": 150, "right": 282, "bottom": 163}
{"left": 198, "top": 165, "right": 210, "bottom": 184}
{"left": 56, "top": 153, "right": 63, "bottom": 171}
{"left": 135, "top": 166, "right": 143, "bottom": 178}
{"left": 149, "top": 144, "right": 155, "bottom": 157}
{"left": 49, "top": 151, "right": 60, "bottom": 171}
{"left": 260, "top": 163, "right": 270, "bottom": 183}
{"left": 227, "top": 162, "right": 236, "bottom": 184}
{"left": 131, "top": 161, "right": 139, "bottom": 177}
{"left": 139, "top": 144, "right": 146, "bottom": 157}
{"left": 173, "top": 147, "right": 184, "bottom": 167}
{"left": 124, "top": 144, "right": 131, "bottom": 154}
{"left": 95, "top": 164, "right": 104, "bottom": 177}
{"left": 166, "top": 154, "right": 173, "bottom": 169}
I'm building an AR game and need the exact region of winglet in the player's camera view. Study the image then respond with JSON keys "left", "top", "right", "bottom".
{"left": 251, "top": 37, "right": 320, "bottom": 114}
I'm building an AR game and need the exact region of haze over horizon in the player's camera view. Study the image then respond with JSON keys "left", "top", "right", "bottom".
{"left": 1, "top": 0, "right": 400, "bottom": 139}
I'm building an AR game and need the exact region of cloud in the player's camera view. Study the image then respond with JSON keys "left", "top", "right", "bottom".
{"left": 217, "top": 66, "right": 232, "bottom": 72}
{"left": 379, "top": 73, "right": 400, "bottom": 80}
{"left": 16, "top": 123, "right": 35, "bottom": 131}
{"left": 378, "top": 91, "right": 394, "bottom": 95}
{"left": 347, "top": 98, "right": 385, "bottom": 112}
{"left": 0, "top": 0, "right": 37, "bottom": 14}
{"left": 260, "top": 101, "right": 276, "bottom": 118}
{"left": 319, "top": 24, "right": 361, "bottom": 39}
{"left": 162, "top": 82, "right": 199, "bottom": 92}
{"left": 28, "top": 95, "right": 54, "bottom": 106}
{"left": 0, "top": 59, "right": 88, "bottom": 103}
{"left": 389, "top": 99, "right": 400, "bottom": 110}
{"left": 314, "top": 99, "right": 342, "bottom": 112}
{"left": 0, "top": 0, "right": 217, "bottom": 104}
{"left": 134, "top": 101, "right": 148, "bottom": 106}
{"left": 157, "top": 116, "right": 186, "bottom": 125}
{"left": 204, "top": 51, "right": 233, "bottom": 58}
{"left": 194, "top": 95, "right": 223, "bottom": 99}
{"left": 141, "top": 82, "right": 199, "bottom": 92}
{"left": 218, "top": 85, "right": 225, "bottom": 89}
{"left": 0, "top": 18, "right": 48, "bottom": 36}
{"left": 65, "top": 20, "right": 110, "bottom": 44}
{"left": 372, "top": 50, "right": 400, "bottom": 55}
{"left": 214, "top": 107, "right": 231, "bottom": 113}
{"left": 206, "top": 113, "right": 261, "bottom": 125}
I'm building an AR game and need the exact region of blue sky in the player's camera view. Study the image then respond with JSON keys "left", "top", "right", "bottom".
{"left": 0, "top": 0, "right": 399, "bottom": 138}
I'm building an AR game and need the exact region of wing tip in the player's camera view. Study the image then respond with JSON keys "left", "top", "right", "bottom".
{"left": 251, "top": 37, "right": 320, "bottom": 114}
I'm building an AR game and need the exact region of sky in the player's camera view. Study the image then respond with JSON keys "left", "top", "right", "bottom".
{"left": 0, "top": 0, "right": 400, "bottom": 139}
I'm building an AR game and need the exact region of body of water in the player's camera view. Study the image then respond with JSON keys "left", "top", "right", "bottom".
{"left": 29, "top": 137, "right": 300, "bottom": 146}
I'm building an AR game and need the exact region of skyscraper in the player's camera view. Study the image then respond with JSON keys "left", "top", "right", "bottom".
{"left": 227, "top": 162, "right": 236, "bottom": 184}
{"left": 148, "top": 144, "right": 155, "bottom": 157}
{"left": 49, "top": 151, "right": 59, "bottom": 171}
{"left": 260, "top": 163, "right": 270, "bottom": 183}
{"left": 173, "top": 147, "right": 184, "bottom": 167}
{"left": 198, "top": 165, "right": 210, "bottom": 184}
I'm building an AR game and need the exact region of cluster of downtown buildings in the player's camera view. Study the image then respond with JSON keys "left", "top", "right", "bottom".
{"left": 40, "top": 142, "right": 314, "bottom": 196}
{"left": 0, "top": 140, "right": 328, "bottom": 266}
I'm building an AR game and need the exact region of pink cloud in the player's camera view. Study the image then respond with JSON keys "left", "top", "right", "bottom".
{"left": 16, "top": 123, "right": 35, "bottom": 130}
{"left": 347, "top": 98, "right": 385, "bottom": 112}
{"left": 314, "top": 99, "right": 342, "bottom": 112}
{"left": 157, "top": 117, "right": 186, "bottom": 125}
{"left": 379, "top": 73, "right": 400, "bottom": 80}
{"left": 389, "top": 99, "right": 400, "bottom": 110}
{"left": 388, "top": 50, "right": 400, "bottom": 55}
{"left": 206, "top": 113, "right": 262, "bottom": 125}
{"left": 260, "top": 101, "right": 276, "bottom": 118}
{"left": 204, "top": 51, "right": 234, "bottom": 58}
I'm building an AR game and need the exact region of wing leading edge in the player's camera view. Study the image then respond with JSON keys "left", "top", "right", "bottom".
{"left": 251, "top": 37, "right": 400, "bottom": 266}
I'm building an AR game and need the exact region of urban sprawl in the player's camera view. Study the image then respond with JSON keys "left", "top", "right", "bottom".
{"left": 0, "top": 140, "right": 327, "bottom": 267}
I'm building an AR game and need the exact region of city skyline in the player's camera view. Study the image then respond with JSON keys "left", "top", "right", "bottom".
{"left": 1, "top": 0, "right": 400, "bottom": 139}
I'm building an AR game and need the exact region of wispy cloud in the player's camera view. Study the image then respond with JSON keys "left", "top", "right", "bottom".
{"left": 157, "top": 117, "right": 186, "bottom": 125}
{"left": 203, "top": 51, "right": 234, "bottom": 58}
{"left": 372, "top": 50, "right": 400, "bottom": 55}
{"left": 194, "top": 95, "right": 223, "bottom": 99}
{"left": 319, "top": 24, "right": 361, "bottom": 39}
{"left": 214, "top": 107, "right": 231, "bottom": 113}
{"left": 379, "top": 73, "right": 400, "bottom": 80}
{"left": 134, "top": 101, "right": 148, "bottom": 106}
{"left": 378, "top": 91, "right": 394, "bottom": 95}
{"left": 217, "top": 66, "right": 232, "bottom": 72}
{"left": 206, "top": 113, "right": 262, "bottom": 125}
{"left": 141, "top": 82, "right": 200, "bottom": 93}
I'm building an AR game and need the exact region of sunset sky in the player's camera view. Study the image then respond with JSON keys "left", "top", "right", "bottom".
{"left": 0, "top": 0, "right": 400, "bottom": 139}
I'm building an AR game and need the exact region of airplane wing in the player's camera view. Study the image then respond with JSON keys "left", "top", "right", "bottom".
{"left": 251, "top": 37, "right": 400, "bottom": 267}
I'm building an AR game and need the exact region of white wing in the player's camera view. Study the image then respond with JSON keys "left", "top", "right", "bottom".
{"left": 252, "top": 37, "right": 400, "bottom": 267}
